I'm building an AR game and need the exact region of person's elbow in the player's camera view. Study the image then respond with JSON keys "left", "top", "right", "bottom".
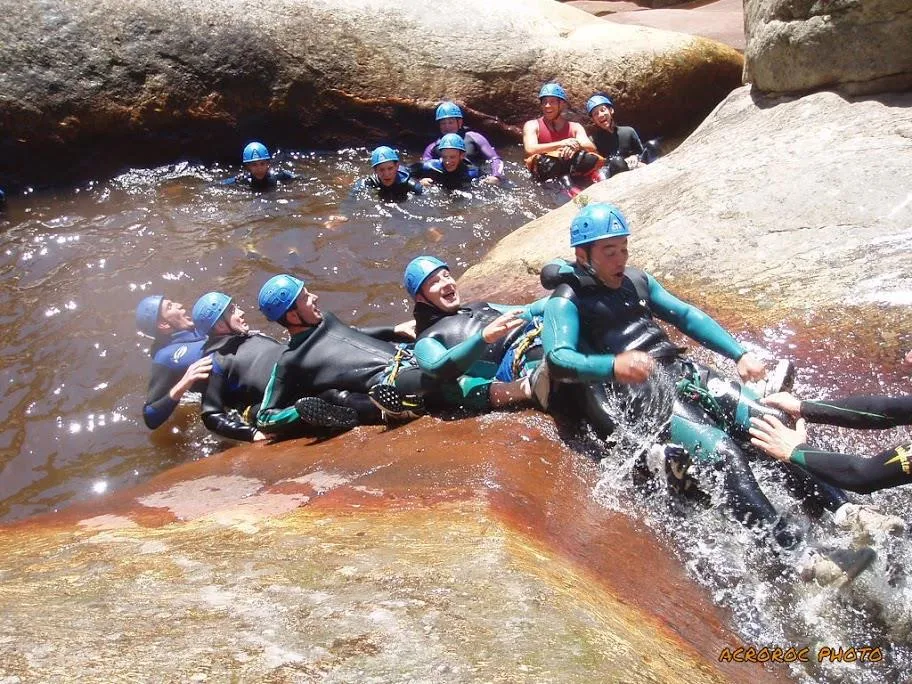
{"left": 545, "top": 348, "right": 582, "bottom": 382}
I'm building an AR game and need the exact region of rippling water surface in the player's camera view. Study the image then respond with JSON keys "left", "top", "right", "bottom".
{"left": 0, "top": 146, "right": 559, "bottom": 522}
{"left": 1, "top": 146, "right": 909, "bottom": 683}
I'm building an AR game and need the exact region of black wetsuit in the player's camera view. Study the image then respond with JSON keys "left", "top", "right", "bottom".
{"left": 540, "top": 259, "right": 848, "bottom": 546}
{"left": 256, "top": 313, "right": 437, "bottom": 434}
{"left": 592, "top": 126, "right": 644, "bottom": 160}
{"left": 353, "top": 167, "right": 424, "bottom": 202}
{"left": 412, "top": 300, "right": 546, "bottom": 410}
{"left": 790, "top": 395, "right": 912, "bottom": 493}
{"left": 143, "top": 330, "right": 208, "bottom": 430}
{"left": 222, "top": 169, "right": 296, "bottom": 190}
{"left": 200, "top": 332, "right": 285, "bottom": 441}
{"left": 408, "top": 159, "right": 485, "bottom": 190}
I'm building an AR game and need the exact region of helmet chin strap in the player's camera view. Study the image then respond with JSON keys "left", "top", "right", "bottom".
{"left": 578, "top": 255, "right": 608, "bottom": 287}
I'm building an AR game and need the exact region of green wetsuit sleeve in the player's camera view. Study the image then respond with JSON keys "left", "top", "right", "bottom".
{"left": 255, "top": 362, "right": 301, "bottom": 433}
{"left": 646, "top": 275, "right": 745, "bottom": 361}
{"left": 542, "top": 295, "right": 616, "bottom": 382}
{"left": 414, "top": 332, "right": 487, "bottom": 381}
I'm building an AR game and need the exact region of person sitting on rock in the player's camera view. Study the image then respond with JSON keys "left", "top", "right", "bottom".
{"left": 191, "top": 291, "right": 376, "bottom": 441}
{"left": 409, "top": 134, "right": 487, "bottom": 190}
{"left": 749, "top": 390, "right": 912, "bottom": 502}
{"left": 351, "top": 146, "right": 424, "bottom": 202}
{"left": 421, "top": 102, "right": 504, "bottom": 185}
{"left": 403, "top": 255, "right": 547, "bottom": 411}
{"left": 221, "top": 142, "right": 296, "bottom": 190}
{"left": 136, "top": 294, "right": 211, "bottom": 430}
{"left": 255, "top": 274, "right": 441, "bottom": 435}
{"left": 535, "top": 202, "right": 900, "bottom": 551}
{"left": 585, "top": 94, "right": 660, "bottom": 178}
{"left": 522, "top": 83, "right": 603, "bottom": 187}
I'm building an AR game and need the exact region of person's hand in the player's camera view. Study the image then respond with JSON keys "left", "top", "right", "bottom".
{"left": 170, "top": 356, "right": 213, "bottom": 399}
{"left": 761, "top": 391, "right": 802, "bottom": 417}
{"left": 252, "top": 430, "right": 268, "bottom": 442}
{"left": 736, "top": 352, "right": 766, "bottom": 382}
{"left": 480, "top": 175, "right": 500, "bottom": 186}
{"left": 624, "top": 154, "right": 640, "bottom": 170}
{"left": 419, "top": 177, "right": 434, "bottom": 188}
{"left": 393, "top": 319, "right": 417, "bottom": 340}
{"left": 613, "top": 350, "right": 655, "bottom": 384}
{"left": 482, "top": 309, "right": 526, "bottom": 343}
{"left": 749, "top": 415, "right": 807, "bottom": 462}
{"left": 904, "top": 349, "right": 912, "bottom": 367}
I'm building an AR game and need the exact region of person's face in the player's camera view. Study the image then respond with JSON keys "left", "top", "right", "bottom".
{"left": 289, "top": 287, "right": 322, "bottom": 326}
{"left": 438, "top": 117, "right": 462, "bottom": 135}
{"left": 576, "top": 236, "right": 629, "bottom": 289}
{"left": 540, "top": 96, "right": 564, "bottom": 120}
{"left": 374, "top": 160, "right": 399, "bottom": 186}
{"left": 225, "top": 302, "right": 249, "bottom": 334}
{"left": 418, "top": 268, "right": 460, "bottom": 313}
{"left": 590, "top": 104, "right": 615, "bottom": 131}
{"left": 245, "top": 160, "right": 270, "bottom": 180}
{"left": 439, "top": 149, "right": 464, "bottom": 173}
{"left": 159, "top": 299, "right": 194, "bottom": 332}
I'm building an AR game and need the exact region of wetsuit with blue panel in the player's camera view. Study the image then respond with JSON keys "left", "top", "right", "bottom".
{"left": 408, "top": 159, "right": 485, "bottom": 190}
{"left": 413, "top": 298, "right": 547, "bottom": 410}
{"left": 352, "top": 167, "right": 424, "bottom": 202}
{"left": 540, "top": 255, "right": 849, "bottom": 547}
{"left": 143, "top": 330, "right": 208, "bottom": 430}
{"left": 221, "top": 168, "right": 296, "bottom": 190}
{"left": 422, "top": 130, "right": 505, "bottom": 180}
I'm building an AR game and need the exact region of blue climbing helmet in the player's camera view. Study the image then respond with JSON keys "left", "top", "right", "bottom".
{"left": 370, "top": 146, "right": 400, "bottom": 167}
{"left": 135, "top": 295, "right": 164, "bottom": 337}
{"left": 437, "top": 133, "right": 466, "bottom": 152}
{"left": 258, "top": 274, "right": 305, "bottom": 322}
{"left": 570, "top": 202, "right": 630, "bottom": 247}
{"left": 192, "top": 292, "right": 232, "bottom": 336}
{"left": 538, "top": 83, "right": 568, "bottom": 102}
{"left": 435, "top": 101, "right": 463, "bottom": 121}
{"left": 242, "top": 142, "right": 271, "bottom": 164}
{"left": 586, "top": 94, "right": 615, "bottom": 115}
{"left": 403, "top": 256, "right": 449, "bottom": 299}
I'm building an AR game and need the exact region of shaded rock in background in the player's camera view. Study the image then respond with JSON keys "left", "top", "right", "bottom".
{"left": 744, "top": 0, "right": 912, "bottom": 95}
{"left": 0, "top": 0, "right": 742, "bottom": 187}
{"left": 460, "top": 86, "right": 912, "bottom": 336}
{"left": 0, "top": 417, "right": 787, "bottom": 682}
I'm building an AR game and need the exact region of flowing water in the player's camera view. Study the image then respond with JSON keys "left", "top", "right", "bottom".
{"left": 1, "top": 147, "right": 909, "bottom": 682}
{"left": 0, "top": 146, "right": 561, "bottom": 522}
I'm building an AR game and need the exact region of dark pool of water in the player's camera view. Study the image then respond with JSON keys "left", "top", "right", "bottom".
{"left": 0, "top": 145, "right": 567, "bottom": 522}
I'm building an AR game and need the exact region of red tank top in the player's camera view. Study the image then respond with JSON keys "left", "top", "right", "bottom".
{"left": 536, "top": 117, "right": 572, "bottom": 144}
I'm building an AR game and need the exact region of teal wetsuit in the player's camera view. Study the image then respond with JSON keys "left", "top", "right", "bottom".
{"left": 539, "top": 259, "right": 848, "bottom": 547}
{"left": 412, "top": 299, "right": 547, "bottom": 410}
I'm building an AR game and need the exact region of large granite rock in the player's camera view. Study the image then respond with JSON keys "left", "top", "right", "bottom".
{"left": 744, "top": 0, "right": 912, "bottom": 95}
{"left": 0, "top": 417, "right": 786, "bottom": 682}
{"left": 0, "top": 0, "right": 742, "bottom": 186}
{"left": 460, "top": 85, "right": 912, "bottom": 336}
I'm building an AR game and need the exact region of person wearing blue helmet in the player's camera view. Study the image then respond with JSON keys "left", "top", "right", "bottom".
{"left": 403, "top": 256, "right": 550, "bottom": 411}
{"left": 537, "top": 202, "right": 866, "bottom": 552}
{"left": 222, "top": 141, "right": 297, "bottom": 190}
{"left": 136, "top": 294, "right": 211, "bottom": 430}
{"left": 409, "top": 133, "right": 487, "bottom": 190}
{"left": 256, "top": 274, "right": 440, "bottom": 436}
{"left": 585, "top": 94, "right": 659, "bottom": 179}
{"left": 351, "top": 146, "right": 424, "bottom": 202}
{"left": 190, "top": 291, "right": 358, "bottom": 440}
{"left": 421, "top": 102, "right": 504, "bottom": 183}
{"left": 522, "top": 83, "right": 601, "bottom": 186}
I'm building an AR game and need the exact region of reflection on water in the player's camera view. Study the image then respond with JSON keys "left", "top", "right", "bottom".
{"left": 0, "top": 146, "right": 561, "bottom": 522}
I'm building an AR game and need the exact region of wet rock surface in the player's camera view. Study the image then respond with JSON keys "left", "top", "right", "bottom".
{"left": 0, "top": 416, "right": 787, "bottom": 682}
{"left": 460, "top": 85, "right": 912, "bottom": 338}
{"left": 744, "top": 0, "right": 912, "bottom": 95}
{"left": 0, "top": 0, "right": 742, "bottom": 187}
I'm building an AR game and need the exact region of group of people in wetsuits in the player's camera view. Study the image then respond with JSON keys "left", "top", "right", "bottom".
{"left": 218, "top": 83, "right": 657, "bottom": 200}
{"left": 138, "top": 82, "right": 909, "bottom": 586}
